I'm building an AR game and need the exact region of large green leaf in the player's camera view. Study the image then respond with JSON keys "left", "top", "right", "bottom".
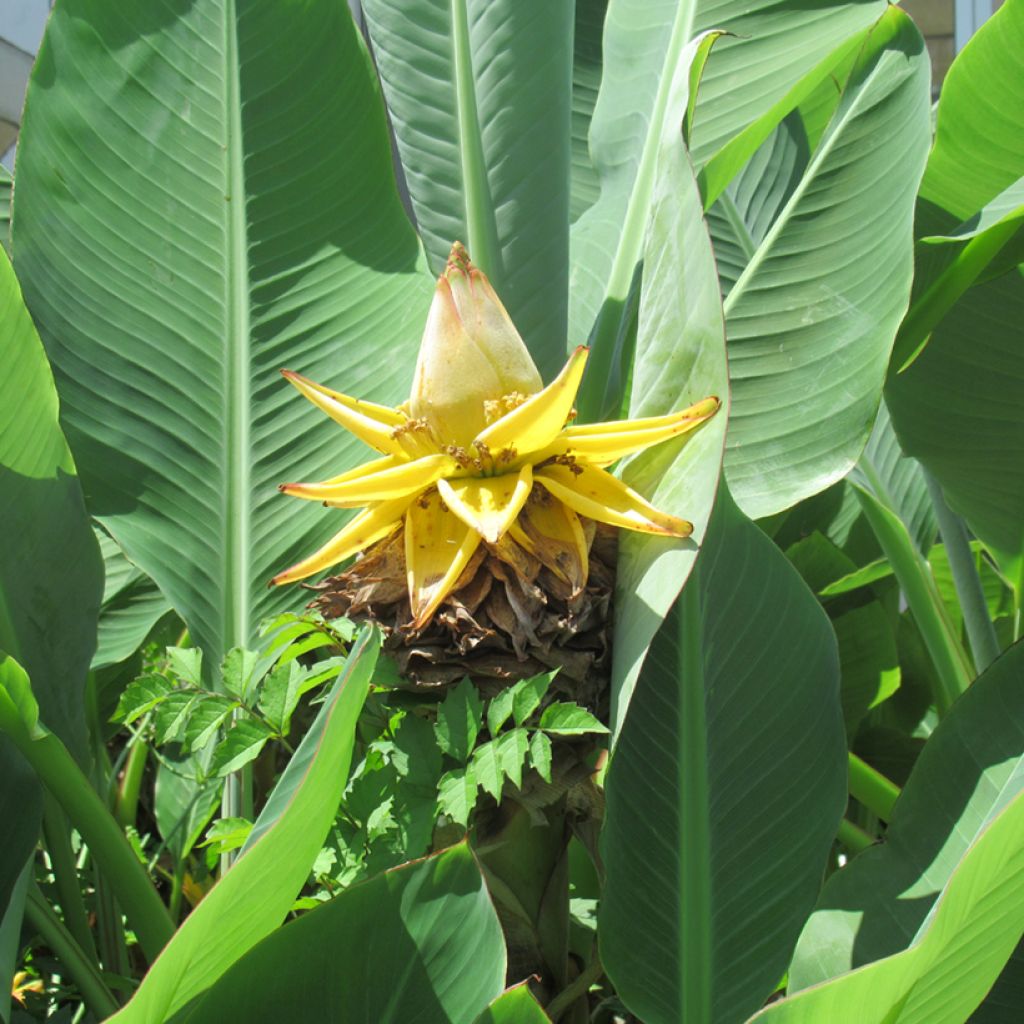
{"left": 852, "top": 400, "right": 936, "bottom": 555}
{"left": 569, "top": 0, "right": 885, "bottom": 419}
{"left": 93, "top": 530, "right": 173, "bottom": 670}
{"left": 601, "top": 486, "right": 846, "bottom": 1024}
{"left": 791, "top": 640, "right": 1024, "bottom": 990}
{"left": 360, "top": 0, "right": 572, "bottom": 380}
{"left": 886, "top": 269, "right": 1024, "bottom": 597}
{"left": 608, "top": 36, "right": 729, "bottom": 732}
{"left": 917, "top": 0, "right": 1024, "bottom": 223}
{"left": 570, "top": 0, "right": 607, "bottom": 224}
{"left": 722, "top": 8, "right": 931, "bottom": 518}
{"left": 0, "top": 248, "right": 102, "bottom": 755}
{"left": 0, "top": 246, "right": 102, "bottom": 924}
{"left": 108, "top": 628, "right": 378, "bottom": 1024}
{"left": 13, "top": 0, "right": 432, "bottom": 669}
{"left": 706, "top": 113, "right": 809, "bottom": 299}
{"left": 751, "top": 789, "right": 1024, "bottom": 1024}
{"left": 179, "top": 844, "right": 504, "bottom": 1024}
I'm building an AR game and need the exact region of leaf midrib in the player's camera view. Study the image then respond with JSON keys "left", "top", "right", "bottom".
{"left": 223, "top": 0, "right": 251, "bottom": 653}
{"left": 723, "top": 44, "right": 890, "bottom": 318}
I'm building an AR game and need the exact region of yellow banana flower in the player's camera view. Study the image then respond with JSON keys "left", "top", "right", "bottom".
{"left": 274, "top": 243, "right": 718, "bottom": 629}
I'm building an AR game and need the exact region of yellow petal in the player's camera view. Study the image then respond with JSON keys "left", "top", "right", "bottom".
{"left": 546, "top": 395, "right": 721, "bottom": 467}
{"left": 535, "top": 463, "right": 692, "bottom": 537}
{"left": 405, "top": 490, "right": 482, "bottom": 627}
{"left": 437, "top": 464, "right": 533, "bottom": 543}
{"left": 474, "top": 346, "right": 588, "bottom": 459}
{"left": 409, "top": 244, "right": 543, "bottom": 446}
{"left": 270, "top": 495, "right": 413, "bottom": 585}
{"left": 516, "top": 488, "right": 589, "bottom": 592}
{"left": 282, "top": 370, "right": 407, "bottom": 456}
{"left": 280, "top": 453, "right": 455, "bottom": 506}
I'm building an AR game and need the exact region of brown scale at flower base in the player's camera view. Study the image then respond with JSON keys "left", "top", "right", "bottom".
{"left": 272, "top": 241, "right": 719, "bottom": 693}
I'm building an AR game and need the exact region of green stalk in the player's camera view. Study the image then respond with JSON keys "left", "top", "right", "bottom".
{"left": 24, "top": 884, "right": 119, "bottom": 1021}
{"left": 114, "top": 738, "right": 149, "bottom": 829}
{"left": 924, "top": 472, "right": 1001, "bottom": 673}
{"left": 836, "top": 818, "right": 876, "bottom": 855}
{"left": 451, "top": 0, "right": 502, "bottom": 281}
{"left": 2, "top": 727, "right": 173, "bottom": 961}
{"left": 848, "top": 752, "right": 900, "bottom": 821}
{"left": 41, "top": 796, "right": 97, "bottom": 963}
{"left": 854, "top": 483, "right": 972, "bottom": 713}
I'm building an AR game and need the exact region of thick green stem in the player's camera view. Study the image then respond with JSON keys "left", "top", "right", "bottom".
{"left": 41, "top": 796, "right": 97, "bottom": 963}
{"left": 924, "top": 472, "right": 1001, "bottom": 673}
{"left": 547, "top": 952, "right": 604, "bottom": 1023}
{"left": 3, "top": 727, "right": 173, "bottom": 961}
{"left": 451, "top": 0, "right": 502, "bottom": 281}
{"left": 837, "top": 818, "right": 876, "bottom": 855}
{"left": 855, "top": 483, "right": 972, "bottom": 713}
{"left": 114, "top": 738, "right": 149, "bottom": 829}
{"left": 848, "top": 752, "right": 900, "bottom": 822}
{"left": 24, "top": 884, "right": 119, "bottom": 1020}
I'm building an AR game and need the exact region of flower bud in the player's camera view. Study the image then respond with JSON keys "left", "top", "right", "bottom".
{"left": 409, "top": 243, "right": 542, "bottom": 446}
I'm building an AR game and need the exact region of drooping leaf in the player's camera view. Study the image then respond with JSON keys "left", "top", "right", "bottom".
{"left": 179, "top": 844, "right": 505, "bottom": 1024}
{"left": 791, "top": 640, "right": 1024, "bottom": 990}
{"left": 607, "top": 34, "right": 729, "bottom": 731}
{"left": 360, "top": 0, "right": 572, "bottom": 379}
{"left": 886, "top": 269, "right": 1024, "bottom": 597}
{"left": 13, "top": 0, "right": 433, "bottom": 672}
{"left": 601, "top": 486, "right": 846, "bottom": 1024}
{"left": 209, "top": 718, "right": 274, "bottom": 778}
{"left": 754, "top": 789, "right": 1024, "bottom": 1024}
{"left": 722, "top": 8, "right": 931, "bottom": 518}
{"left": 107, "top": 627, "right": 377, "bottom": 1024}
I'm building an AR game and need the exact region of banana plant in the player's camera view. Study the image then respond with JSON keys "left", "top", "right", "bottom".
{"left": 1, "top": 0, "right": 1023, "bottom": 1021}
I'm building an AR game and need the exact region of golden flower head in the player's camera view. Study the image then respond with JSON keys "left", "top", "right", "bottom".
{"left": 273, "top": 242, "right": 719, "bottom": 628}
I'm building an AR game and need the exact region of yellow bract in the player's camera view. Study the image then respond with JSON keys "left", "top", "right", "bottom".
{"left": 273, "top": 243, "right": 719, "bottom": 628}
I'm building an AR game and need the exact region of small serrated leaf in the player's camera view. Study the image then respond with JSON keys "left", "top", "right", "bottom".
{"left": 221, "top": 647, "right": 259, "bottom": 704}
{"left": 486, "top": 689, "right": 516, "bottom": 736}
{"left": 153, "top": 691, "right": 199, "bottom": 744}
{"left": 529, "top": 731, "right": 553, "bottom": 783}
{"left": 512, "top": 671, "right": 557, "bottom": 726}
{"left": 166, "top": 646, "right": 203, "bottom": 687}
{"left": 437, "top": 766, "right": 478, "bottom": 827}
{"left": 210, "top": 718, "right": 274, "bottom": 777}
{"left": 112, "top": 674, "right": 173, "bottom": 725}
{"left": 435, "top": 678, "right": 484, "bottom": 762}
{"left": 391, "top": 712, "right": 443, "bottom": 789}
{"left": 183, "top": 695, "right": 237, "bottom": 753}
{"left": 200, "top": 817, "right": 253, "bottom": 856}
{"left": 471, "top": 741, "right": 504, "bottom": 802}
{"left": 539, "top": 702, "right": 609, "bottom": 736}
{"left": 257, "top": 661, "right": 307, "bottom": 735}
{"left": 496, "top": 728, "right": 530, "bottom": 790}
